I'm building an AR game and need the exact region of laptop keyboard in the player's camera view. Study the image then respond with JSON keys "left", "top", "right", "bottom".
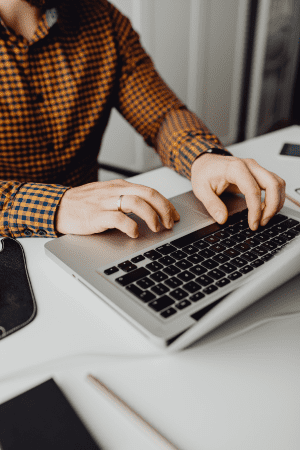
{"left": 102, "top": 209, "right": 300, "bottom": 320}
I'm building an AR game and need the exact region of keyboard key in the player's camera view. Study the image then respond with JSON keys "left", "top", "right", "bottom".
{"left": 251, "top": 245, "right": 269, "bottom": 256}
{"left": 126, "top": 284, "right": 143, "bottom": 297}
{"left": 243, "top": 229, "right": 256, "bottom": 237}
{"left": 221, "top": 238, "right": 237, "bottom": 247}
{"left": 250, "top": 259, "right": 264, "bottom": 268}
{"left": 199, "top": 248, "right": 215, "bottom": 259}
{"left": 255, "top": 232, "right": 271, "bottom": 243}
{"left": 163, "top": 264, "right": 181, "bottom": 276}
{"left": 144, "top": 250, "right": 162, "bottom": 261}
{"left": 230, "top": 233, "right": 247, "bottom": 243}
{"left": 285, "top": 218, "right": 300, "bottom": 228}
{"left": 190, "top": 291, "right": 205, "bottom": 302}
{"left": 183, "top": 281, "right": 201, "bottom": 293}
{"left": 171, "top": 250, "right": 187, "bottom": 260}
{"left": 214, "top": 230, "right": 230, "bottom": 239}
{"left": 148, "top": 295, "right": 175, "bottom": 312}
{"left": 193, "top": 240, "right": 209, "bottom": 250}
{"left": 165, "top": 276, "right": 183, "bottom": 289}
{"left": 203, "top": 285, "right": 218, "bottom": 295}
{"left": 131, "top": 255, "right": 145, "bottom": 264}
{"left": 272, "top": 222, "right": 289, "bottom": 233}
{"left": 176, "top": 300, "right": 192, "bottom": 310}
{"left": 118, "top": 263, "right": 137, "bottom": 273}
{"left": 150, "top": 271, "right": 168, "bottom": 283}
{"left": 116, "top": 267, "right": 151, "bottom": 286}
{"left": 210, "top": 243, "right": 226, "bottom": 253}
{"left": 261, "top": 254, "right": 274, "bottom": 262}
{"left": 212, "top": 253, "right": 230, "bottom": 264}
{"left": 159, "top": 255, "right": 176, "bottom": 266}
{"left": 195, "top": 274, "right": 214, "bottom": 287}
{"left": 239, "top": 265, "right": 254, "bottom": 274}
{"left": 177, "top": 270, "right": 195, "bottom": 282}
{"left": 282, "top": 230, "right": 298, "bottom": 241}
{"left": 261, "top": 240, "right": 277, "bottom": 251}
{"left": 263, "top": 228, "right": 278, "bottom": 238}
{"left": 228, "top": 271, "right": 242, "bottom": 281}
{"left": 207, "top": 268, "right": 226, "bottom": 280}
{"left": 171, "top": 222, "right": 221, "bottom": 248}
{"left": 161, "top": 307, "right": 177, "bottom": 319}
{"left": 219, "top": 262, "right": 236, "bottom": 274}
{"left": 182, "top": 245, "right": 198, "bottom": 255}
{"left": 104, "top": 266, "right": 119, "bottom": 275}
{"left": 231, "top": 257, "right": 248, "bottom": 268}
{"left": 272, "top": 236, "right": 288, "bottom": 247}
{"left": 151, "top": 283, "right": 170, "bottom": 296}
{"left": 146, "top": 261, "right": 164, "bottom": 272}
{"left": 170, "top": 288, "right": 189, "bottom": 301}
{"left": 137, "top": 277, "right": 155, "bottom": 289}
{"left": 175, "top": 259, "right": 193, "bottom": 270}
{"left": 189, "top": 264, "right": 207, "bottom": 276}
{"left": 187, "top": 253, "right": 204, "bottom": 264}
{"left": 201, "top": 259, "right": 219, "bottom": 270}
{"left": 234, "top": 242, "right": 251, "bottom": 252}
{"left": 204, "top": 235, "right": 220, "bottom": 244}
{"left": 224, "top": 248, "right": 240, "bottom": 258}
{"left": 244, "top": 237, "right": 260, "bottom": 247}
{"left": 118, "top": 260, "right": 132, "bottom": 270}
{"left": 156, "top": 243, "right": 177, "bottom": 255}
{"left": 241, "top": 251, "right": 258, "bottom": 262}
{"left": 216, "top": 277, "right": 231, "bottom": 287}
{"left": 138, "top": 291, "right": 156, "bottom": 302}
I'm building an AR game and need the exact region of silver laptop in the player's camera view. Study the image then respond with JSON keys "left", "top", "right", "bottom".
{"left": 45, "top": 190, "right": 300, "bottom": 349}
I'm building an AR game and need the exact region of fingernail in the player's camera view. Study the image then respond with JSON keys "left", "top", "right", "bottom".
{"left": 168, "top": 219, "right": 174, "bottom": 229}
{"left": 253, "top": 220, "right": 260, "bottom": 230}
{"left": 174, "top": 211, "right": 180, "bottom": 221}
{"left": 215, "top": 212, "right": 224, "bottom": 223}
{"left": 156, "top": 223, "right": 161, "bottom": 232}
{"left": 261, "top": 217, "right": 269, "bottom": 227}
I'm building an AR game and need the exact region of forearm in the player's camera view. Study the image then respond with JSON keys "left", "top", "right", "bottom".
{"left": 0, "top": 180, "right": 69, "bottom": 238}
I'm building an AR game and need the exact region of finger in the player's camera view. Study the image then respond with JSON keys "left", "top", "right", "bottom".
{"left": 122, "top": 185, "right": 180, "bottom": 229}
{"left": 226, "top": 159, "right": 262, "bottom": 230}
{"left": 118, "top": 195, "right": 162, "bottom": 232}
{"left": 244, "top": 160, "right": 285, "bottom": 226}
{"left": 194, "top": 182, "right": 229, "bottom": 224}
{"left": 93, "top": 211, "right": 139, "bottom": 238}
{"left": 269, "top": 172, "right": 286, "bottom": 214}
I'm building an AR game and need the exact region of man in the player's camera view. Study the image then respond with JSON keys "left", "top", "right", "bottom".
{"left": 0, "top": 0, "right": 285, "bottom": 239}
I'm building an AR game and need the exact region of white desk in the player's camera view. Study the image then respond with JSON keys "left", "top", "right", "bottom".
{"left": 1, "top": 127, "right": 300, "bottom": 450}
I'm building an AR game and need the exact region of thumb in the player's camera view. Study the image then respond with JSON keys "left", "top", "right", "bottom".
{"left": 195, "top": 185, "right": 228, "bottom": 224}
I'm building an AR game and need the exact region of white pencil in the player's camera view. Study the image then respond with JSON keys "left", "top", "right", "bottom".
{"left": 286, "top": 193, "right": 300, "bottom": 209}
{"left": 87, "top": 374, "right": 180, "bottom": 450}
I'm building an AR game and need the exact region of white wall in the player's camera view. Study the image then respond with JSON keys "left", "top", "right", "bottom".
{"left": 99, "top": 0, "right": 249, "bottom": 173}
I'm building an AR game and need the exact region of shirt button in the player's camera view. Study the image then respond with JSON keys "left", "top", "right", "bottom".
{"left": 37, "top": 229, "right": 47, "bottom": 236}
{"left": 24, "top": 229, "right": 33, "bottom": 236}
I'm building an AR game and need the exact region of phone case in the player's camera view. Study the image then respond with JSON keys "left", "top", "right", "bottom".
{"left": 0, "top": 237, "right": 37, "bottom": 340}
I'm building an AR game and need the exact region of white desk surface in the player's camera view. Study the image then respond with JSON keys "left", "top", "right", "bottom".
{"left": 1, "top": 126, "right": 300, "bottom": 450}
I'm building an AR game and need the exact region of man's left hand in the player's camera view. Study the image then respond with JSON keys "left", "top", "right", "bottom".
{"left": 191, "top": 153, "right": 286, "bottom": 230}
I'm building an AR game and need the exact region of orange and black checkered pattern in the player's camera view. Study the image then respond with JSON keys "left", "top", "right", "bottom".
{"left": 0, "top": 0, "right": 225, "bottom": 238}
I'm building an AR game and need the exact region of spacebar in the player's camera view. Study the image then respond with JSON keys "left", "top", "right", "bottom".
{"left": 171, "top": 222, "right": 222, "bottom": 248}
{"left": 116, "top": 267, "right": 151, "bottom": 287}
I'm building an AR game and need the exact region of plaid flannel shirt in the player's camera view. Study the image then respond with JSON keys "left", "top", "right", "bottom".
{"left": 0, "top": 0, "right": 226, "bottom": 238}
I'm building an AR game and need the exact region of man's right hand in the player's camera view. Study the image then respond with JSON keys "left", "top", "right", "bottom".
{"left": 55, "top": 179, "right": 180, "bottom": 237}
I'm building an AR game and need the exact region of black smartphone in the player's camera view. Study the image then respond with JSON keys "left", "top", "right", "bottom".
{"left": 279, "top": 143, "right": 300, "bottom": 157}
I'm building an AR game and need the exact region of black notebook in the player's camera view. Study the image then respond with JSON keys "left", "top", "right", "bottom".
{"left": 0, "top": 379, "right": 101, "bottom": 450}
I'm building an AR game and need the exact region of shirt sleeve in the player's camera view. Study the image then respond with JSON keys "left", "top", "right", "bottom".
{"left": 0, "top": 180, "right": 69, "bottom": 238}
{"left": 107, "top": 2, "right": 228, "bottom": 179}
